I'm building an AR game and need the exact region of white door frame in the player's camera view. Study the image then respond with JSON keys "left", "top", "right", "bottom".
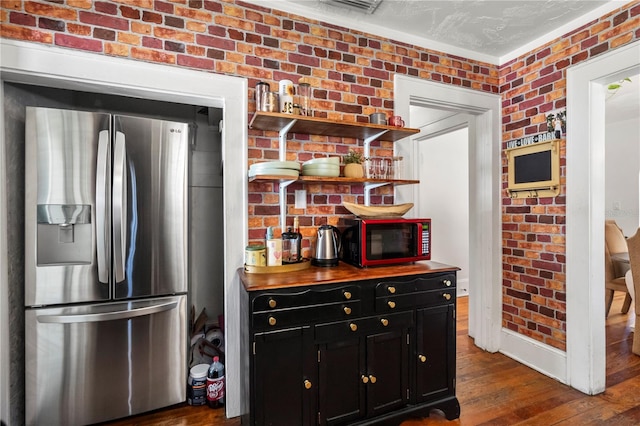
{"left": 566, "top": 40, "right": 640, "bottom": 395}
{"left": 394, "top": 75, "right": 502, "bottom": 352}
{"left": 0, "top": 39, "right": 248, "bottom": 418}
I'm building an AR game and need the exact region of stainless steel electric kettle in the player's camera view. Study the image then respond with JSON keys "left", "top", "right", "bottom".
{"left": 312, "top": 225, "right": 341, "bottom": 267}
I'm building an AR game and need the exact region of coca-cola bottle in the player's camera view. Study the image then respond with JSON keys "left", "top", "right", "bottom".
{"left": 207, "top": 356, "right": 225, "bottom": 408}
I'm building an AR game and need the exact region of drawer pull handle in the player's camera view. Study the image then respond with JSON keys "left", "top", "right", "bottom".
{"left": 268, "top": 298, "right": 277, "bottom": 308}
{"left": 443, "top": 293, "right": 452, "bottom": 301}
{"left": 419, "top": 355, "right": 427, "bottom": 363}
{"left": 361, "top": 375, "right": 369, "bottom": 384}
{"left": 343, "top": 306, "right": 352, "bottom": 315}
{"left": 387, "top": 286, "right": 396, "bottom": 294}
{"left": 387, "top": 301, "right": 396, "bottom": 309}
{"left": 369, "top": 375, "right": 377, "bottom": 384}
{"left": 304, "top": 380, "right": 312, "bottom": 390}
{"left": 268, "top": 316, "right": 277, "bottom": 326}
{"left": 443, "top": 279, "right": 452, "bottom": 287}
{"left": 380, "top": 318, "right": 389, "bottom": 326}
{"left": 349, "top": 323, "right": 358, "bottom": 332}
{"left": 344, "top": 291, "right": 352, "bottom": 300}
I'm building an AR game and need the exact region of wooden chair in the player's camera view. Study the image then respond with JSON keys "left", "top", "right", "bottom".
{"left": 627, "top": 229, "right": 640, "bottom": 355}
{"left": 606, "top": 219, "right": 630, "bottom": 277}
{"left": 606, "top": 219, "right": 628, "bottom": 254}
{"left": 605, "top": 242, "right": 632, "bottom": 317}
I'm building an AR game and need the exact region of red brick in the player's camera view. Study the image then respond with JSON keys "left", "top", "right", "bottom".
{"left": 10, "top": 12, "right": 36, "bottom": 26}
{"left": 95, "top": 2, "right": 118, "bottom": 15}
{"left": 79, "top": 11, "right": 129, "bottom": 31}
{"left": 55, "top": 33, "right": 102, "bottom": 52}
{"left": 177, "top": 54, "right": 214, "bottom": 70}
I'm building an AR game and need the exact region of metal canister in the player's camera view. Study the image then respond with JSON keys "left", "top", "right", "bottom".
{"left": 245, "top": 245, "right": 266, "bottom": 266}
{"left": 255, "top": 81, "right": 270, "bottom": 112}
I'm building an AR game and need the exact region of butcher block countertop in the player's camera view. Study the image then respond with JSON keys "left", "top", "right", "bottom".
{"left": 238, "top": 260, "right": 460, "bottom": 291}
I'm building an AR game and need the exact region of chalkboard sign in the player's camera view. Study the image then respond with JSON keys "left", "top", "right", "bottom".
{"left": 514, "top": 150, "right": 551, "bottom": 183}
{"left": 507, "top": 139, "right": 560, "bottom": 197}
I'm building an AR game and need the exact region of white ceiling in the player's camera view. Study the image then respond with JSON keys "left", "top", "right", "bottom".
{"left": 245, "top": 0, "right": 626, "bottom": 64}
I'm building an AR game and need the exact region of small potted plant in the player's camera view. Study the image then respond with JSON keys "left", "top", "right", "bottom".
{"left": 343, "top": 149, "right": 364, "bottom": 178}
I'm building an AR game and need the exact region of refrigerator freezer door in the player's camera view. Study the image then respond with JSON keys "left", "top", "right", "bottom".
{"left": 112, "top": 115, "right": 189, "bottom": 299}
{"left": 25, "top": 295, "right": 187, "bottom": 426}
{"left": 25, "top": 107, "right": 111, "bottom": 306}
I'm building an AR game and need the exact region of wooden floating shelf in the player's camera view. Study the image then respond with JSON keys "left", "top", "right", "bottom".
{"left": 249, "top": 111, "right": 419, "bottom": 142}
{"left": 248, "top": 175, "right": 419, "bottom": 185}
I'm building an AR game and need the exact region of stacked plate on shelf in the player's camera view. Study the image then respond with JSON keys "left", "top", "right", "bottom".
{"left": 248, "top": 160, "right": 301, "bottom": 178}
{"left": 301, "top": 157, "right": 340, "bottom": 177}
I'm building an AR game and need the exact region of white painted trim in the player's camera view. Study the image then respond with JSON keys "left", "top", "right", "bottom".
{"left": 566, "top": 40, "right": 640, "bottom": 395}
{"left": 500, "top": 329, "right": 568, "bottom": 383}
{"left": 394, "top": 75, "right": 502, "bottom": 352}
{"left": 0, "top": 39, "right": 248, "bottom": 418}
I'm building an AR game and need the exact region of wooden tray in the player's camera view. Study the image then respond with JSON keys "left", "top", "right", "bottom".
{"left": 342, "top": 201, "right": 414, "bottom": 218}
{"left": 244, "top": 258, "right": 312, "bottom": 274}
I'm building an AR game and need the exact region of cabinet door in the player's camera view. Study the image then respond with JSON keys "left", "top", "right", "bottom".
{"left": 366, "top": 329, "right": 409, "bottom": 417}
{"left": 318, "top": 338, "right": 365, "bottom": 425}
{"left": 253, "top": 326, "right": 316, "bottom": 426}
{"left": 415, "top": 304, "right": 455, "bottom": 402}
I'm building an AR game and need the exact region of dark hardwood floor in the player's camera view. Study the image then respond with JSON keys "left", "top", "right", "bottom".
{"left": 106, "top": 294, "right": 640, "bottom": 426}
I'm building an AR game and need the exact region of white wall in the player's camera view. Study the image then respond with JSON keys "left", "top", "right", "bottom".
{"left": 417, "top": 128, "right": 470, "bottom": 294}
{"left": 604, "top": 77, "right": 640, "bottom": 236}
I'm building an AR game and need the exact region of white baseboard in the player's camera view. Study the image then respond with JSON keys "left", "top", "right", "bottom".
{"left": 499, "top": 328, "right": 568, "bottom": 384}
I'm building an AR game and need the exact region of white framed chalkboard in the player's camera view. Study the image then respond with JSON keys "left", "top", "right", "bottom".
{"left": 506, "top": 139, "right": 560, "bottom": 198}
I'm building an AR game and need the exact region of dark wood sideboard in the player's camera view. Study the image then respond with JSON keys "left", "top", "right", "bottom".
{"left": 239, "top": 261, "right": 461, "bottom": 425}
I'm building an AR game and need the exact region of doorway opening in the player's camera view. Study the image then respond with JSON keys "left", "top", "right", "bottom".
{"left": 0, "top": 39, "right": 247, "bottom": 421}
{"left": 566, "top": 40, "right": 640, "bottom": 395}
{"left": 394, "top": 74, "right": 502, "bottom": 353}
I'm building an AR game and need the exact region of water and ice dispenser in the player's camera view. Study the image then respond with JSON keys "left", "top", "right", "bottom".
{"left": 36, "top": 204, "right": 92, "bottom": 265}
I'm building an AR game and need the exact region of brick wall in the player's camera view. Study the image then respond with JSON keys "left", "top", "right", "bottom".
{"left": 1, "top": 0, "right": 639, "bottom": 350}
{"left": 499, "top": 2, "right": 640, "bottom": 350}
{"left": 0, "top": 0, "right": 499, "bottom": 255}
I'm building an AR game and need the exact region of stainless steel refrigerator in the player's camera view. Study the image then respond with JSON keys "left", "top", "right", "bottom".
{"left": 24, "top": 107, "right": 189, "bottom": 425}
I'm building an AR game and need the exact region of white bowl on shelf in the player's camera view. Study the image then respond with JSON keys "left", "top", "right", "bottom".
{"left": 248, "top": 168, "right": 299, "bottom": 178}
{"left": 249, "top": 160, "right": 300, "bottom": 173}
{"left": 302, "top": 157, "right": 340, "bottom": 166}
{"left": 301, "top": 164, "right": 340, "bottom": 177}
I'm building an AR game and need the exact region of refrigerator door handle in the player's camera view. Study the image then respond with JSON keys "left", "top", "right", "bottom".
{"left": 96, "top": 130, "right": 110, "bottom": 283}
{"left": 113, "top": 131, "right": 127, "bottom": 283}
{"left": 36, "top": 301, "right": 178, "bottom": 324}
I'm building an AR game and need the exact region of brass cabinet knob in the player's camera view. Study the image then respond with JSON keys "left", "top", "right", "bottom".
{"left": 344, "top": 291, "right": 352, "bottom": 300}
{"left": 268, "top": 298, "right": 277, "bottom": 308}
{"left": 369, "top": 375, "right": 377, "bottom": 384}
{"left": 443, "top": 279, "right": 452, "bottom": 287}
{"left": 443, "top": 293, "right": 452, "bottom": 301}
{"left": 343, "top": 306, "right": 352, "bottom": 315}
{"left": 380, "top": 318, "right": 389, "bottom": 327}
{"left": 387, "top": 286, "right": 396, "bottom": 294}
{"left": 387, "top": 301, "right": 396, "bottom": 309}
{"left": 361, "top": 375, "right": 369, "bottom": 384}
{"left": 349, "top": 323, "right": 358, "bottom": 332}
{"left": 268, "top": 316, "right": 277, "bottom": 326}
{"left": 304, "top": 380, "right": 312, "bottom": 389}
{"left": 419, "top": 355, "right": 427, "bottom": 363}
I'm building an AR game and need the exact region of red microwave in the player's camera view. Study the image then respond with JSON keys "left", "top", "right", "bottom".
{"left": 340, "top": 218, "right": 431, "bottom": 267}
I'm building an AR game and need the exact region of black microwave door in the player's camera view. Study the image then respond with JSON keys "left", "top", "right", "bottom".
{"left": 365, "top": 223, "right": 418, "bottom": 260}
